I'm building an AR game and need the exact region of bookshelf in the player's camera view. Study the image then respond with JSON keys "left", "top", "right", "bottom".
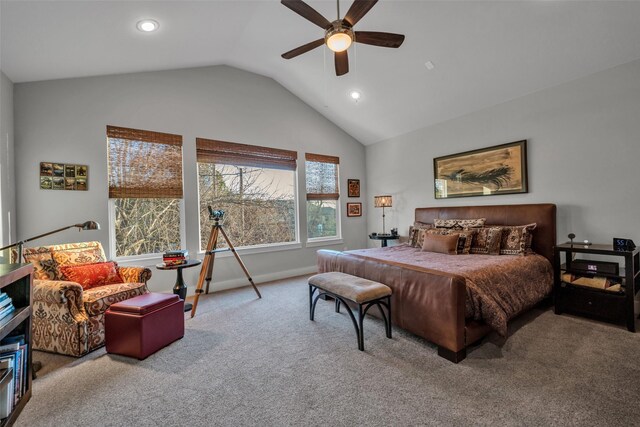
{"left": 0, "top": 264, "right": 33, "bottom": 427}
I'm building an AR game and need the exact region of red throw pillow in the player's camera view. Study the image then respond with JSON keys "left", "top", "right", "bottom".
{"left": 59, "top": 261, "right": 123, "bottom": 290}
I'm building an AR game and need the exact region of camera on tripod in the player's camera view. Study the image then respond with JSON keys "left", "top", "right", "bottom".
{"left": 208, "top": 206, "right": 225, "bottom": 221}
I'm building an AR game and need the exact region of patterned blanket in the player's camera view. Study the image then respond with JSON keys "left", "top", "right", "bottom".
{"left": 345, "top": 244, "right": 553, "bottom": 335}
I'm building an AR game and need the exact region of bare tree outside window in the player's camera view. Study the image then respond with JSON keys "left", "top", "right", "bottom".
{"left": 114, "top": 198, "right": 181, "bottom": 257}
{"left": 198, "top": 163, "right": 296, "bottom": 249}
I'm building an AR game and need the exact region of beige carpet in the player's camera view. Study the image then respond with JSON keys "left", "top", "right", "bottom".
{"left": 17, "top": 275, "right": 640, "bottom": 426}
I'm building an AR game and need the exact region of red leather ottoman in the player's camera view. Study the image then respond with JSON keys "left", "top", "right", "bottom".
{"left": 105, "top": 293, "right": 184, "bottom": 359}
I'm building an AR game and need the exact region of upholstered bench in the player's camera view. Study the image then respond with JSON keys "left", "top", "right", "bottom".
{"left": 308, "top": 272, "right": 392, "bottom": 351}
{"left": 105, "top": 293, "right": 184, "bottom": 359}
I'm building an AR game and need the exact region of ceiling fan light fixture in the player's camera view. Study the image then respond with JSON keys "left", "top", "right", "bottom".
{"left": 325, "top": 27, "right": 353, "bottom": 52}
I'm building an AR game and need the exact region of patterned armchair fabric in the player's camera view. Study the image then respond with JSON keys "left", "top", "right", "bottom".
{"left": 24, "top": 241, "right": 151, "bottom": 357}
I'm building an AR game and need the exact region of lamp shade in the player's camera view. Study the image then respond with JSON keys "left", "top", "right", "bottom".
{"left": 374, "top": 195, "right": 392, "bottom": 208}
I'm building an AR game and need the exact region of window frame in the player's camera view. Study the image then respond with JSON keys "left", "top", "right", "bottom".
{"left": 305, "top": 153, "right": 342, "bottom": 243}
{"left": 107, "top": 125, "right": 186, "bottom": 261}
{"left": 195, "top": 140, "right": 300, "bottom": 253}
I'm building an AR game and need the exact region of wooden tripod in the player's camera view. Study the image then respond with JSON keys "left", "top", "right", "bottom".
{"left": 190, "top": 217, "right": 261, "bottom": 318}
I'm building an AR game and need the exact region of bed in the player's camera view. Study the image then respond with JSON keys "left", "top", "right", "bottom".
{"left": 317, "top": 203, "right": 556, "bottom": 363}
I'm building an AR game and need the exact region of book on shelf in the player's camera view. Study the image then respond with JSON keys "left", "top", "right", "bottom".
{"left": 0, "top": 363, "right": 13, "bottom": 419}
{"left": 0, "top": 293, "right": 8, "bottom": 303}
{"left": 0, "top": 296, "right": 12, "bottom": 310}
{"left": 0, "top": 335, "right": 28, "bottom": 411}
{"left": 0, "top": 304, "right": 14, "bottom": 322}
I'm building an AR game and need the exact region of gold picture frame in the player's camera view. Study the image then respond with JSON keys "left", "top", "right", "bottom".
{"left": 433, "top": 140, "right": 527, "bottom": 199}
{"left": 346, "top": 202, "right": 362, "bottom": 217}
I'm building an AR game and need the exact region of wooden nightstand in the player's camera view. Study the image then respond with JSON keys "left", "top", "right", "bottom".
{"left": 554, "top": 243, "right": 639, "bottom": 331}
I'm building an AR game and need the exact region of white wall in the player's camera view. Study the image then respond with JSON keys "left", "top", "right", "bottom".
{"left": 366, "top": 59, "right": 640, "bottom": 247}
{"left": 0, "top": 70, "right": 15, "bottom": 252}
{"left": 14, "top": 65, "right": 367, "bottom": 293}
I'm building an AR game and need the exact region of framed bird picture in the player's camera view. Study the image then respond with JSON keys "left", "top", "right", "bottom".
{"left": 433, "top": 140, "right": 527, "bottom": 199}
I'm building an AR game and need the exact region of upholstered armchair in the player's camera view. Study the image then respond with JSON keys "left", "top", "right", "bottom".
{"left": 23, "top": 241, "right": 151, "bottom": 356}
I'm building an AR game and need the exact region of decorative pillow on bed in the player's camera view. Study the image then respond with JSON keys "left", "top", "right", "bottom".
{"left": 434, "top": 218, "right": 486, "bottom": 229}
{"left": 421, "top": 233, "right": 460, "bottom": 255}
{"left": 424, "top": 228, "right": 476, "bottom": 254}
{"left": 469, "top": 226, "right": 504, "bottom": 255}
{"left": 499, "top": 223, "right": 537, "bottom": 255}
{"left": 408, "top": 222, "right": 433, "bottom": 247}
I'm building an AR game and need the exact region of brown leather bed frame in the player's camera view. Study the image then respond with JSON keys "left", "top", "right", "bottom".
{"left": 317, "top": 203, "right": 556, "bottom": 363}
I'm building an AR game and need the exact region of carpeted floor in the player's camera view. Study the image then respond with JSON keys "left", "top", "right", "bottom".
{"left": 17, "top": 275, "right": 640, "bottom": 426}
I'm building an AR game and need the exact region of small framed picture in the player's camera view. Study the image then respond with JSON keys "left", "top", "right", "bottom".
{"left": 52, "top": 163, "right": 65, "bottom": 177}
{"left": 40, "top": 162, "right": 53, "bottom": 176}
{"left": 65, "top": 177, "right": 76, "bottom": 190}
{"left": 347, "top": 179, "right": 360, "bottom": 198}
{"left": 347, "top": 202, "right": 362, "bottom": 217}
{"left": 76, "top": 165, "right": 88, "bottom": 177}
{"left": 65, "top": 165, "right": 76, "bottom": 177}
{"left": 40, "top": 176, "right": 52, "bottom": 189}
{"left": 52, "top": 177, "right": 65, "bottom": 190}
{"left": 75, "top": 178, "right": 87, "bottom": 191}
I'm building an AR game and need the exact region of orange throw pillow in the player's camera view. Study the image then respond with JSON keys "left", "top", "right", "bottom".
{"left": 421, "top": 233, "right": 460, "bottom": 255}
{"left": 59, "top": 261, "right": 123, "bottom": 290}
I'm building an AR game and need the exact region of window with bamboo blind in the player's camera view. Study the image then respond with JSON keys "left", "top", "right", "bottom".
{"left": 196, "top": 138, "right": 298, "bottom": 249}
{"left": 107, "top": 125, "right": 184, "bottom": 257}
{"left": 305, "top": 153, "right": 341, "bottom": 240}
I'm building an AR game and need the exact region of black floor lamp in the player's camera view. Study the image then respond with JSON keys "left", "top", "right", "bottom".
{"left": 0, "top": 221, "right": 100, "bottom": 263}
{"left": 0, "top": 221, "right": 100, "bottom": 377}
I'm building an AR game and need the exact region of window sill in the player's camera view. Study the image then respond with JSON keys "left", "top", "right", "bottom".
{"left": 197, "top": 241, "right": 302, "bottom": 258}
{"left": 306, "top": 238, "right": 344, "bottom": 248}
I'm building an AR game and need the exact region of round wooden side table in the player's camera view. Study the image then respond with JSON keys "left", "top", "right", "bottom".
{"left": 156, "top": 259, "right": 202, "bottom": 312}
{"left": 369, "top": 234, "right": 399, "bottom": 247}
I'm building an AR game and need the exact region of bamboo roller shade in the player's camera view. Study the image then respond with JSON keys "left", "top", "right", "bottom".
{"left": 107, "top": 125, "right": 184, "bottom": 199}
{"left": 305, "top": 152, "right": 340, "bottom": 201}
{"left": 196, "top": 138, "right": 298, "bottom": 171}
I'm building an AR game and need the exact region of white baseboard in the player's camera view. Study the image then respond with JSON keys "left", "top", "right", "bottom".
{"left": 150, "top": 265, "right": 318, "bottom": 296}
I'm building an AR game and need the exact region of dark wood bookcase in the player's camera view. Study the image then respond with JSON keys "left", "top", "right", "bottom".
{"left": 554, "top": 243, "right": 639, "bottom": 331}
{"left": 0, "top": 264, "right": 33, "bottom": 426}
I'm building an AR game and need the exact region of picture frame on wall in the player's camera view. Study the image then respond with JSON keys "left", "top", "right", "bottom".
{"left": 433, "top": 140, "right": 528, "bottom": 199}
{"left": 347, "top": 202, "right": 362, "bottom": 217}
{"left": 347, "top": 179, "right": 360, "bottom": 198}
{"left": 40, "top": 161, "right": 88, "bottom": 191}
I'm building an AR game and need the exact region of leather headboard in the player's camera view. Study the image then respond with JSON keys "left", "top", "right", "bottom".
{"left": 415, "top": 203, "right": 557, "bottom": 264}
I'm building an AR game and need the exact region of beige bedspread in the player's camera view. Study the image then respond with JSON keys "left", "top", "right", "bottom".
{"left": 345, "top": 244, "right": 553, "bottom": 335}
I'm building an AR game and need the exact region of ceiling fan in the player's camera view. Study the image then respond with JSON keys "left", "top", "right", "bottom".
{"left": 281, "top": 0, "right": 405, "bottom": 76}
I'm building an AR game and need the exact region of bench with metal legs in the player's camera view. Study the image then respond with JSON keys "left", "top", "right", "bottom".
{"left": 309, "top": 281, "right": 392, "bottom": 351}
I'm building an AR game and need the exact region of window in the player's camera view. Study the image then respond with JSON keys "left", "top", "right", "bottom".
{"left": 107, "top": 125, "right": 184, "bottom": 258}
{"left": 196, "top": 138, "right": 298, "bottom": 250}
{"left": 305, "top": 153, "right": 340, "bottom": 240}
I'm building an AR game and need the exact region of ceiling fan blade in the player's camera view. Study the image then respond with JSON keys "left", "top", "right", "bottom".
{"left": 355, "top": 31, "right": 405, "bottom": 48}
{"left": 344, "top": 0, "right": 378, "bottom": 27}
{"left": 281, "top": 39, "right": 325, "bottom": 59}
{"left": 281, "top": 0, "right": 331, "bottom": 29}
{"left": 335, "top": 51, "right": 349, "bottom": 76}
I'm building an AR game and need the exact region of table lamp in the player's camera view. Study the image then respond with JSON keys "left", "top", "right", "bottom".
{"left": 374, "top": 195, "right": 392, "bottom": 235}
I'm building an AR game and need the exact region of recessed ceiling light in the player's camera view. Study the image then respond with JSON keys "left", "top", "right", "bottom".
{"left": 136, "top": 19, "right": 159, "bottom": 32}
{"left": 425, "top": 61, "right": 435, "bottom": 71}
{"left": 349, "top": 90, "right": 361, "bottom": 101}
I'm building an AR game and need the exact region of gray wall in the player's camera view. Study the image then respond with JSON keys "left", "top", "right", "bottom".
{"left": 14, "top": 65, "right": 367, "bottom": 293}
{"left": 366, "top": 59, "right": 640, "bottom": 247}
{"left": 0, "top": 70, "right": 15, "bottom": 253}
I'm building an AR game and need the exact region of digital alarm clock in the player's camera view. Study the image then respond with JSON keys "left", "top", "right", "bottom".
{"left": 613, "top": 237, "right": 636, "bottom": 251}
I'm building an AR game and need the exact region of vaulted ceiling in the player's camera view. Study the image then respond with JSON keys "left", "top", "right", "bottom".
{"left": 2, "top": 1, "right": 640, "bottom": 145}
